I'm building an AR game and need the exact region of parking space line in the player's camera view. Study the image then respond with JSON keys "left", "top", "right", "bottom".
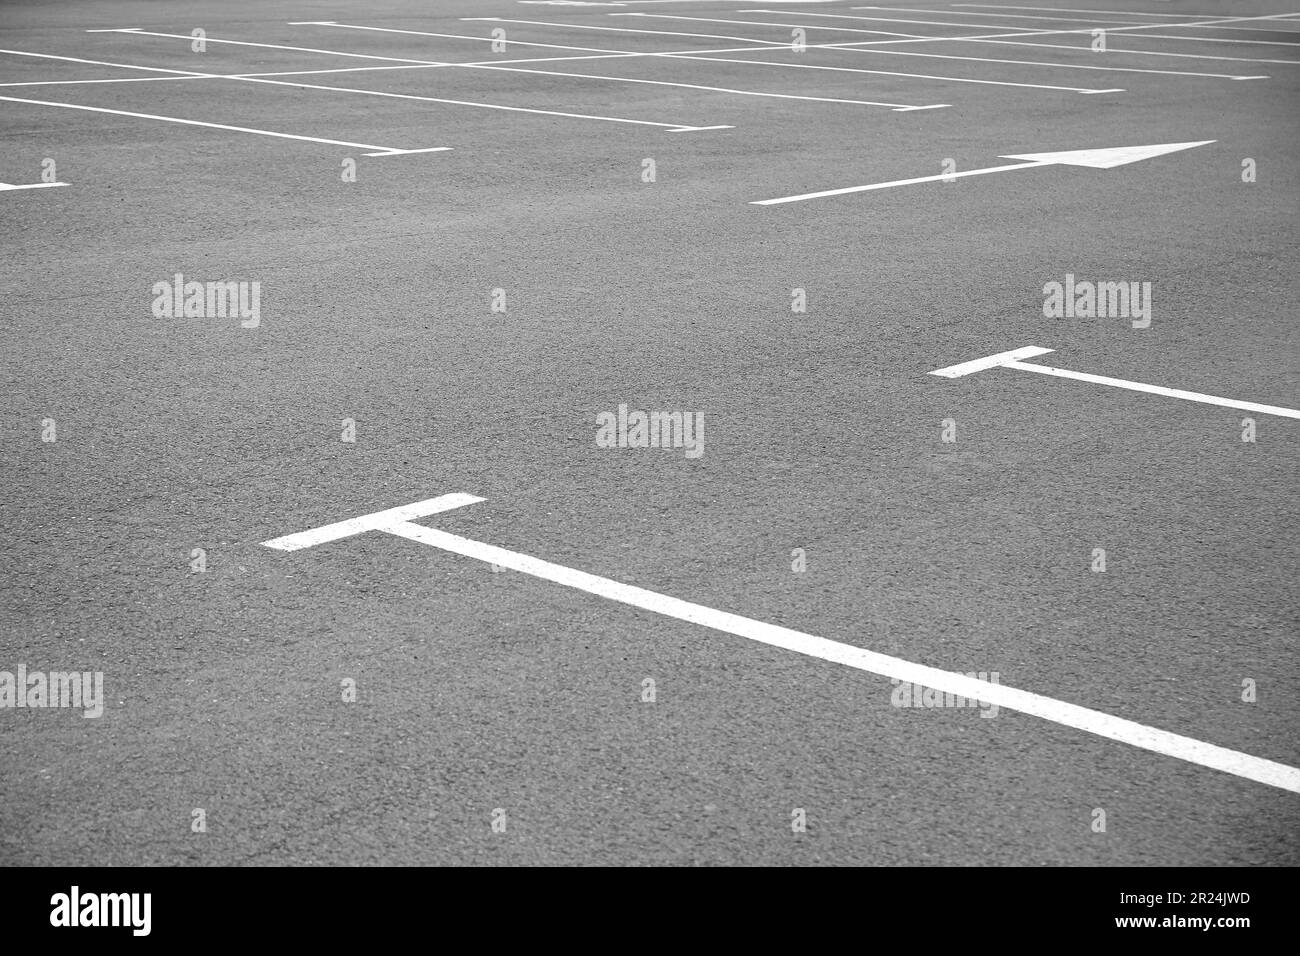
{"left": 751, "top": 141, "right": 1213, "bottom": 204}
{"left": 946, "top": 39, "right": 1298, "bottom": 66}
{"left": 261, "top": 494, "right": 1300, "bottom": 795}
{"left": 0, "top": 47, "right": 218, "bottom": 76}
{"left": 462, "top": 16, "right": 796, "bottom": 46}
{"left": 619, "top": 11, "right": 1047, "bottom": 34}
{"left": 0, "top": 93, "right": 445, "bottom": 155}
{"left": 931, "top": 347, "right": 1300, "bottom": 419}
{"left": 741, "top": 9, "right": 1300, "bottom": 47}
{"left": 0, "top": 75, "right": 212, "bottom": 87}
{"left": 816, "top": 43, "right": 1268, "bottom": 79}
{"left": 856, "top": 5, "right": 1300, "bottom": 33}
{"left": 664, "top": 51, "right": 1124, "bottom": 93}
{"left": 229, "top": 73, "right": 731, "bottom": 132}
{"left": 92, "top": 27, "right": 448, "bottom": 64}
{"left": 467, "top": 63, "right": 935, "bottom": 109}
{"left": 292, "top": 20, "right": 660, "bottom": 56}
{"left": 953, "top": 4, "right": 1242, "bottom": 17}
{"left": 854, "top": 6, "right": 1169, "bottom": 26}
{"left": 0, "top": 180, "right": 68, "bottom": 191}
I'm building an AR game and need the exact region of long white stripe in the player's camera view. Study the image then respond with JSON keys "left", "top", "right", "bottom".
{"left": 944, "top": 39, "right": 1296, "bottom": 66}
{"left": 228, "top": 74, "right": 722, "bottom": 131}
{"left": 462, "top": 16, "right": 796, "bottom": 45}
{"left": 467, "top": 63, "right": 930, "bottom": 108}
{"left": 665, "top": 51, "right": 1119, "bottom": 91}
{"left": 623, "top": 11, "right": 1047, "bottom": 33}
{"left": 953, "top": 4, "right": 1238, "bottom": 18}
{"left": 751, "top": 160, "right": 1047, "bottom": 204}
{"left": 953, "top": 4, "right": 1300, "bottom": 27}
{"left": 742, "top": 9, "right": 1300, "bottom": 47}
{"left": 102, "top": 27, "right": 447, "bottom": 64}
{"left": 1003, "top": 360, "right": 1300, "bottom": 419}
{"left": 0, "top": 181, "right": 68, "bottom": 191}
{"left": 0, "top": 47, "right": 216, "bottom": 76}
{"left": 855, "top": 5, "right": 1300, "bottom": 32}
{"left": 0, "top": 94, "right": 415, "bottom": 152}
{"left": 853, "top": 6, "right": 1168, "bottom": 25}
{"left": 370, "top": 517, "right": 1300, "bottom": 794}
{"left": 814, "top": 42, "right": 1266, "bottom": 78}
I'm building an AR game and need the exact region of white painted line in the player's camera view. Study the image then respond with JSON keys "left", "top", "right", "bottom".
{"left": 0, "top": 47, "right": 216, "bottom": 76}
{"left": 0, "top": 75, "right": 214, "bottom": 87}
{"left": 943, "top": 5, "right": 1300, "bottom": 32}
{"left": 743, "top": 8, "right": 1300, "bottom": 48}
{"left": 91, "top": 27, "right": 449, "bottom": 64}
{"left": 816, "top": 41, "right": 1266, "bottom": 78}
{"left": 619, "top": 11, "right": 1045, "bottom": 35}
{"left": 262, "top": 497, "right": 1300, "bottom": 794}
{"left": 952, "top": 4, "right": 1237, "bottom": 18}
{"left": 949, "top": 38, "right": 1296, "bottom": 66}
{"left": 463, "top": 15, "right": 795, "bottom": 45}
{"left": 755, "top": 160, "right": 1047, "bottom": 203}
{"left": 853, "top": 5, "right": 1300, "bottom": 33}
{"left": 1117, "top": 31, "right": 1300, "bottom": 48}
{"left": 664, "top": 50, "right": 1122, "bottom": 92}
{"left": 1002, "top": 359, "right": 1300, "bottom": 419}
{"left": 455, "top": 62, "right": 937, "bottom": 109}
{"left": 928, "top": 345, "right": 1053, "bottom": 377}
{"left": 930, "top": 346, "right": 1300, "bottom": 420}
{"left": 0, "top": 94, "right": 429, "bottom": 154}
{"left": 0, "top": 181, "right": 68, "bottom": 191}
{"left": 851, "top": 6, "right": 1166, "bottom": 25}
{"left": 295, "top": 19, "right": 653, "bottom": 56}
{"left": 231, "top": 74, "right": 727, "bottom": 132}
{"left": 262, "top": 494, "right": 485, "bottom": 551}
{"left": 752, "top": 140, "right": 1213, "bottom": 204}
{"left": 363, "top": 146, "right": 456, "bottom": 157}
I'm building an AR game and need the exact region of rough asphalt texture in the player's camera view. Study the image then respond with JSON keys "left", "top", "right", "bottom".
{"left": 1, "top": 0, "right": 1297, "bottom": 865}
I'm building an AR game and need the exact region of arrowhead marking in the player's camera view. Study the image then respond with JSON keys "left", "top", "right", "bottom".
{"left": 1000, "top": 140, "right": 1215, "bottom": 169}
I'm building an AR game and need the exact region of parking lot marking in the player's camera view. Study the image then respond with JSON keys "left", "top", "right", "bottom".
{"left": 816, "top": 43, "right": 1267, "bottom": 79}
{"left": 0, "top": 94, "right": 443, "bottom": 154}
{"left": 931, "top": 347, "right": 1300, "bottom": 420}
{"left": 0, "top": 181, "right": 68, "bottom": 191}
{"left": 261, "top": 495, "right": 1300, "bottom": 794}
{"left": 752, "top": 140, "right": 1213, "bottom": 204}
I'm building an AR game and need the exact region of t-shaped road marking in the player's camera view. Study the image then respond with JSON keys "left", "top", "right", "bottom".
{"left": 262, "top": 493, "right": 1300, "bottom": 793}
{"left": 930, "top": 345, "right": 1300, "bottom": 419}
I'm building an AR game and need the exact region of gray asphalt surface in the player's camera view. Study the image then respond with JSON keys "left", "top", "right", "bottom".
{"left": 2, "top": 0, "right": 1298, "bottom": 865}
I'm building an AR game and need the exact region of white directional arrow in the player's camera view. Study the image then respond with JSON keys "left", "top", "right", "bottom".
{"left": 0, "top": 181, "right": 67, "bottom": 191}
{"left": 262, "top": 493, "right": 1300, "bottom": 793}
{"left": 930, "top": 345, "right": 1300, "bottom": 419}
{"left": 752, "top": 140, "right": 1215, "bottom": 205}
